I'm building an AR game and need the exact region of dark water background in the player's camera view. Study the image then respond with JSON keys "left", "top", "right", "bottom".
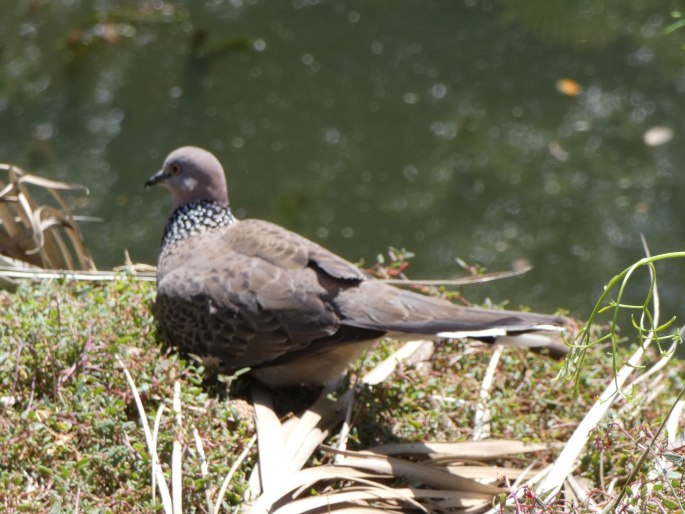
{"left": 3, "top": 1, "right": 685, "bottom": 321}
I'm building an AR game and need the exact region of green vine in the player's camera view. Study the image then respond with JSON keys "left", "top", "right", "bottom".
{"left": 558, "top": 251, "right": 685, "bottom": 392}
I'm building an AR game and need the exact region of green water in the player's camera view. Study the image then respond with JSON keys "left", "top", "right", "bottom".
{"left": 3, "top": 1, "right": 685, "bottom": 317}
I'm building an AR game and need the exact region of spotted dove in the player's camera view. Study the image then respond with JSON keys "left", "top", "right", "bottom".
{"left": 146, "top": 146, "right": 572, "bottom": 387}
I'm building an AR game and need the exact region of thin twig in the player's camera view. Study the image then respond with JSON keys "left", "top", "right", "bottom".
{"left": 611, "top": 385, "right": 685, "bottom": 510}
{"left": 0, "top": 267, "right": 156, "bottom": 281}
{"left": 380, "top": 266, "right": 531, "bottom": 286}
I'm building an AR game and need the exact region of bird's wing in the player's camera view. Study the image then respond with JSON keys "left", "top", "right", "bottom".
{"left": 220, "top": 219, "right": 367, "bottom": 282}
{"left": 156, "top": 219, "right": 377, "bottom": 370}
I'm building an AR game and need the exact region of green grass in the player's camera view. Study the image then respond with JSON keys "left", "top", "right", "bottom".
{"left": 0, "top": 278, "right": 684, "bottom": 512}
{"left": 0, "top": 279, "right": 252, "bottom": 512}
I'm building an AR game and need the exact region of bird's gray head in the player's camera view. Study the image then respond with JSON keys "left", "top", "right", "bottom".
{"left": 145, "top": 146, "right": 229, "bottom": 209}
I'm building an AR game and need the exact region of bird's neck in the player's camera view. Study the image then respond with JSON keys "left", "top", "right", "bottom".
{"left": 161, "top": 200, "right": 236, "bottom": 252}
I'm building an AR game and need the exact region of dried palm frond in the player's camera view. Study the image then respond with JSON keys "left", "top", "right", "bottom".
{"left": 247, "top": 432, "right": 559, "bottom": 513}
{"left": 0, "top": 163, "right": 95, "bottom": 271}
{"left": 245, "top": 342, "right": 562, "bottom": 514}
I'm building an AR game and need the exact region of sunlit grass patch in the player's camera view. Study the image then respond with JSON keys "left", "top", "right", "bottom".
{"left": 0, "top": 270, "right": 684, "bottom": 512}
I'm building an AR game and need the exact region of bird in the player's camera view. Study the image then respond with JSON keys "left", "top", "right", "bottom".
{"left": 146, "top": 146, "right": 573, "bottom": 388}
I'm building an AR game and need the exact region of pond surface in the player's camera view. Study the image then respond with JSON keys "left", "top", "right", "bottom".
{"left": 3, "top": 0, "right": 685, "bottom": 319}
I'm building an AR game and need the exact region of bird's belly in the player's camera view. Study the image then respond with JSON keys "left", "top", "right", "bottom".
{"left": 252, "top": 340, "right": 376, "bottom": 387}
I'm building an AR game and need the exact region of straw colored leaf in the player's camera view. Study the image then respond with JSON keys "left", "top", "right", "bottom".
{"left": 334, "top": 454, "right": 503, "bottom": 495}
{"left": 362, "top": 340, "right": 434, "bottom": 386}
{"left": 0, "top": 163, "right": 95, "bottom": 271}
{"left": 252, "top": 385, "right": 288, "bottom": 495}
{"left": 369, "top": 440, "right": 560, "bottom": 459}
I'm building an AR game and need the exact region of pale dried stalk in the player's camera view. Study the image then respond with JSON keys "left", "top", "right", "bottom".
{"left": 116, "top": 356, "right": 173, "bottom": 512}
{"left": 473, "top": 344, "right": 503, "bottom": 441}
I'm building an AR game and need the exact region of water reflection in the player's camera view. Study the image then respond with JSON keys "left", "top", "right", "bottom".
{"left": 2, "top": 0, "right": 685, "bottom": 318}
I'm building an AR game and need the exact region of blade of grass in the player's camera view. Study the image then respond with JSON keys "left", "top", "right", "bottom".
{"left": 215, "top": 434, "right": 257, "bottom": 513}
{"left": 172, "top": 381, "right": 182, "bottom": 514}
{"left": 152, "top": 404, "right": 166, "bottom": 507}
{"left": 116, "top": 355, "right": 173, "bottom": 512}
{"left": 473, "top": 344, "right": 502, "bottom": 441}
{"left": 193, "top": 427, "right": 214, "bottom": 513}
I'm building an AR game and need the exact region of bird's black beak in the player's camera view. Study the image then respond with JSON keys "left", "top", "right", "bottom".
{"left": 145, "top": 169, "right": 167, "bottom": 189}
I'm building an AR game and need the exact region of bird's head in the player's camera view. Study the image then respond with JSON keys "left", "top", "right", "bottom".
{"left": 145, "top": 146, "right": 229, "bottom": 209}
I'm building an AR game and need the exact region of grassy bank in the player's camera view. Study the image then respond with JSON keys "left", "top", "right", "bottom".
{"left": 1, "top": 277, "right": 684, "bottom": 512}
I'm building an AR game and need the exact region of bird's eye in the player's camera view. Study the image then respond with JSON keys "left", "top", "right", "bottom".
{"left": 170, "top": 163, "right": 181, "bottom": 175}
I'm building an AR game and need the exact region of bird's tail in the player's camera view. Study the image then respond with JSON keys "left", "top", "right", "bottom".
{"left": 338, "top": 281, "right": 575, "bottom": 357}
